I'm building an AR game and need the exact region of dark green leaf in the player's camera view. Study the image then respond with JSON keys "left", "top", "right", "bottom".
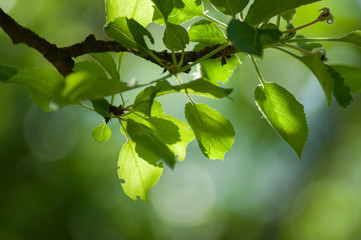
{"left": 295, "top": 55, "right": 334, "bottom": 106}
{"left": 210, "top": 0, "right": 250, "bottom": 17}
{"left": 118, "top": 140, "right": 163, "bottom": 201}
{"left": 126, "top": 119, "right": 176, "bottom": 168}
{"left": 151, "top": 0, "right": 174, "bottom": 21}
{"left": 185, "top": 103, "right": 235, "bottom": 160}
{"left": 254, "top": 82, "right": 308, "bottom": 159}
{"left": 92, "top": 99, "right": 112, "bottom": 118}
{"left": 73, "top": 61, "right": 108, "bottom": 79}
{"left": 199, "top": 56, "right": 241, "bottom": 85}
{"left": 330, "top": 65, "right": 361, "bottom": 94}
{"left": 10, "top": 68, "right": 64, "bottom": 111}
{"left": 245, "top": 0, "right": 320, "bottom": 26}
{"left": 189, "top": 20, "right": 227, "bottom": 50}
{"left": 0, "top": 65, "right": 18, "bottom": 83}
{"left": 227, "top": 20, "right": 282, "bottom": 56}
{"left": 327, "top": 66, "right": 352, "bottom": 108}
{"left": 153, "top": 0, "right": 204, "bottom": 24}
{"left": 134, "top": 86, "right": 158, "bottom": 116}
{"left": 90, "top": 53, "right": 119, "bottom": 80}
{"left": 105, "top": 17, "right": 154, "bottom": 54}
{"left": 61, "top": 72, "right": 129, "bottom": 101}
{"left": 92, "top": 121, "right": 112, "bottom": 143}
{"left": 163, "top": 23, "right": 189, "bottom": 51}
{"left": 105, "top": 0, "right": 154, "bottom": 27}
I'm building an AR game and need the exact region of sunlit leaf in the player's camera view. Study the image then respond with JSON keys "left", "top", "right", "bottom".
{"left": 118, "top": 140, "right": 163, "bottom": 201}
{"left": 105, "top": 17, "right": 154, "bottom": 54}
{"left": 185, "top": 103, "right": 235, "bottom": 160}
{"left": 188, "top": 20, "right": 227, "bottom": 50}
{"left": 254, "top": 82, "right": 308, "bottom": 158}
{"left": 92, "top": 121, "right": 112, "bottom": 143}
{"left": 154, "top": 0, "right": 204, "bottom": 24}
{"left": 210, "top": 0, "right": 250, "bottom": 17}
{"left": 245, "top": 0, "right": 320, "bottom": 26}
{"left": 126, "top": 119, "right": 176, "bottom": 168}
{"left": 105, "top": 0, "right": 154, "bottom": 27}
{"left": 163, "top": 23, "right": 189, "bottom": 51}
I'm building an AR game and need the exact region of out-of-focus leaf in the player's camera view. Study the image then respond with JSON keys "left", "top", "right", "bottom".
{"left": 105, "top": 0, "right": 154, "bottom": 27}
{"left": 118, "top": 140, "right": 163, "bottom": 201}
{"left": 185, "top": 103, "right": 235, "bottom": 160}
{"left": 245, "top": 0, "right": 320, "bottom": 26}
{"left": 281, "top": 9, "right": 297, "bottom": 22}
{"left": 126, "top": 119, "right": 176, "bottom": 169}
{"left": 334, "top": 30, "right": 361, "bottom": 48}
{"left": 61, "top": 72, "right": 129, "bottom": 101}
{"left": 330, "top": 65, "right": 361, "bottom": 94}
{"left": 92, "top": 121, "right": 112, "bottom": 143}
{"left": 210, "top": 0, "right": 250, "bottom": 17}
{"left": 0, "top": 65, "right": 18, "bottom": 83}
{"left": 10, "top": 68, "right": 64, "bottom": 111}
{"left": 188, "top": 20, "right": 227, "bottom": 50}
{"left": 90, "top": 53, "right": 119, "bottom": 80}
{"left": 227, "top": 20, "right": 282, "bottom": 56}
{"left": 254, "top": 82, "right": 308, "bottom": 159}
{"left": 163, "top": 23, "right": 189, "bottom": 51}
{"left": 327, "top": 66, "right": 353, "bottom": 108}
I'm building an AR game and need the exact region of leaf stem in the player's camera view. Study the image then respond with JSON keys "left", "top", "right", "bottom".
{"left": 249, "top": 55, "right": 266, "bottom": 86}
{"left": 178, "top": 42, "right": 231, "bottom": 73}
{"left": 281, "top": 42, "right": 313, "bottom": 55}
{"left": 78, "top": 102, "right": 95, "bottom": 111}
{"left": 174, "top": 74, "right": 196, "bottom": 105}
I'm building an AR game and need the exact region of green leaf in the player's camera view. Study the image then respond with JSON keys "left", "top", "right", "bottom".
{"left": 254, "top": 82, "right": 308, "bottom": 158}
{"left": 334, "top": 30, "right": 361, "bottom": 48}
{"left": 105, "top": 17, "right": 154, "bottom": 54}
{"left": 118, "top": 140, "right": 163, "bottom": 201}
{"left": 73, "top": 61, "right": 108, "bottom": 79}
{"left": 105, "top": 0, "right": 154, "bottom": 27}
{"left": 9, "top": 68, "right": 64, "bottom": 111}
{"left": 281, "top": 9, "right": 297, "bottom": 22}
{"left": 153, "top": 0, "right": 204, "bottom": 25}
{"left": 126, "top": 119, "right": 176, "bottom": 168}
{"left": 151, "top": 0, "right": 174, "bottom": 21}
{"left": 92, "top": 121, "right": 112, "bottom": 143}
{"left": 185, "top": 103, "right": 235, "bottom": 160}
{"left": 227, "top": 20, "right": 282, "bottom": 56}
{"left": 330, "top": 65, "right": 361, "bottom": 94}
{"left": 61, "top": 72, "right": 129, "bottom": 101}
{"left": 295, "top": 55, "right": 334, "bottom": 106}
{"left": 199, "top": 55, "right": 241, "bottom": 85}
{"left": 134, "top": 86, "right": 158, "bottom": 116}
{"left": 188, "top": 20, "right": 227, "bottom": 50}
{"left": 157, "top": 79, "right": 233, "bottom": 98}
{"left": 92, "top": 99, "right": 112, "bottom": 118}
{"left": 163, "top": 23, "right": 189, "bottom": 51}
{"left": 0, "top": 65, "right": 18, "bottom": 83}
{"left": 210, "top": 0, "right": 250, "bottom": 17}
{"left": 245, "top": 0, "right": 320, "bottom": 26}
{"left": 327, "top": 66, "right": 353, "bottom": 108}
{"left": 90, "top": 53, "right": 120, "bottom": 80}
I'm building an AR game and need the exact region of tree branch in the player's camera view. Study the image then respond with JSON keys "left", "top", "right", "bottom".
{"left": 0, "top": 8, "right": 237, "bottom": 76}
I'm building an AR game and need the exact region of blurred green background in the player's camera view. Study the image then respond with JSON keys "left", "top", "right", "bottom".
{"left": 1, "top": 0, "right": 361, "bottom": 239}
